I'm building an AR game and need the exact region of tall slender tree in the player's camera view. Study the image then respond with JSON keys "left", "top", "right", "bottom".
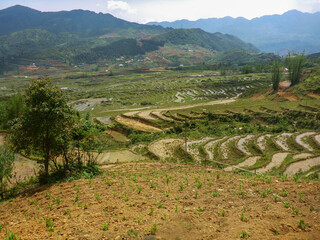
{"left": 271, "top": 61, "right": 281, "bottom": 91}
{"left": 286, "top": 52, "right": 305, "bottom": 86}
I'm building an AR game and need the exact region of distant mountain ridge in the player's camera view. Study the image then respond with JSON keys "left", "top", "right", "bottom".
{"left": 148, "top": 10, "right": 320, "bottom": 54}
{"left": 0, "top": 5, "right": 165, "bottom": 36}
{"left": 147, "top": 28, "right": 258, "bottom": 53}
{"left": 0, "top": 5, "right": 281, "bottom": 69}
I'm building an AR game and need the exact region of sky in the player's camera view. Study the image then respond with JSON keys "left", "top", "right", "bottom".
{"left": 0, "top": 0, "right": 319, "bottom": 23}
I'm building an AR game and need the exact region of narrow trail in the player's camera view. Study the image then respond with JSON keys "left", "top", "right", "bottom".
{"left": 295, "top": 132, "right": 315, "bottom": 151}
{"left": 224, "top": 156, "right": 261, "bottom": 171}
{"left": 284, "top": 156, "right": 320, "bottom": 176}
{"left": 256, "top": 153, "right": 289, "bottom": 174}
{"left": 314, "top": 135, "right": 320, "bottom": 145}
{"left": 237, "top": 134, "right": 255, "bottom": 155}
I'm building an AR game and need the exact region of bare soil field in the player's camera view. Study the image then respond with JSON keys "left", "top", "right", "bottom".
{"left": 115, "top": 116, "right": 162, "bottom": 132}
{"left": 0, "top": 161, "right": 319, "bottom": 240}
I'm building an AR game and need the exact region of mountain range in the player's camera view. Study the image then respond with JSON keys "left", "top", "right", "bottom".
{"left": 0, "top": 5, "right": 272, "bottom": 68}
{"left": 148, "top": 10, "right": 320, "bottom": 54}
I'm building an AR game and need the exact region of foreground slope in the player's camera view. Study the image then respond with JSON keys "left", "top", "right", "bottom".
{"left": 0, "top": 162, "right": 319, "bottom": 240}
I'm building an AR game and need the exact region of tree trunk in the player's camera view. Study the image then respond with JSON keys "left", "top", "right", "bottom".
{"left": 44, "top": 155, "right": 49, "bottom": 183}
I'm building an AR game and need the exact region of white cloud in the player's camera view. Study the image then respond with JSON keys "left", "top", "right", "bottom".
{"left": 107, "top": 0, "right": 136, "bottom": 14}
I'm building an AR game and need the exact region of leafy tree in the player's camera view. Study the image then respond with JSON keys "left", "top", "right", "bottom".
{"left": 240, "top": 64, "right": 254, "bottom": 74}
{"left": 271, "top": 61, "right": 281, "bottom": 91}
{"left": 0, "top": 93, "right": 25, "bottom": 129}
{"left": 286, "top": 52, "right": 305, "bottom": 86}
{"left": 9, "top": 79, "right": 74, "bottom": 181}
{"left": 0, "top": 146, "right": 15, "bottom": 199}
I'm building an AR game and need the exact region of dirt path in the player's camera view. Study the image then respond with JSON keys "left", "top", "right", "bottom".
{"left": 314, "top": 135, "right": 320, "bottom": 145}
{"left": 256, "top": 153, "right": 289, "bottom": 174}
{"left": 115, "top": 115, "right": 162, "bottom": 132}
{"left": 149, "top": 138, "right": 184, "bottom": 159}
{"left": 224, "top": 156, "right": 261, "bottom": 171}
{"left": 256, "top": 134, "right": 272, "bottom": 151}
{"left": 237, "top": 134, "right": 255, "bottom": 155}
{"left": 284, "top": 156, "right": 320, "bottom": 176}
{"left": 295, "top": 132, "right": 315, "bottom": 151}
{"left": 220, "top": 136, "right": 241, "bottom": 159}
{"left": 274, "top": 133, "right": 293, "bottom": 151}
{"left": 204, "top": 137, "right": 227, "bottom": 160}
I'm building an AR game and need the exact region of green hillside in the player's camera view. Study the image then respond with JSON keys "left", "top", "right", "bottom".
{"left": 148, "top": 28, "right": 259, "bottom": 53}
{"left": 0, "top": 5, "right": 166, "bottom": 36}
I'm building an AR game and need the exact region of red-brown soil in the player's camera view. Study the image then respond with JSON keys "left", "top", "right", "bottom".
{"left": 276, "top": 92, "right": 299, "bottom": 101}
{"left": 0, "top": 161, "right": 319, "bottom": 240}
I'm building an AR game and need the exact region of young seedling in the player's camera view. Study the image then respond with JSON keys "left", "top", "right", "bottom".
{"left": 280, "top": 188, "right": 288, "bottom": 197}
{"left": 45, "top": 191, "right": 51, "bottom": 199}
{"left": 6, "top": 232, "right": 18, "bottom": 240}
{"left": 48, "top": 203, "right": 54, "bottom": 211}
{"left": 84, "top": 203, "right": 88, "bottom": 210}
{"left": 298, "top": 219, "right": 306, "bottom": 230}
{"left": 241, "top": 210, "right": 248, "bottom": 222}
{"left": 196, "top": 207, "right": 203, "bottom": 216}
{"left": 283, "top": 202, "right": 290, "bottom": 208}
{"left": 194, "top": 191, "right": 198, "bottom": 199}
{"left": 273, "top": 194, "right": 278, "bottom": 202}
{"left": 165, "top": 190, "right": 170, "bottom": 197}
{"left": 95, "top": 193, "right": 101, "bottom": 201}
{"left": 212, "top": 190, "right": 218, "bottom": 197}
{"left": 64, "top": 209, "right": 71, "bottom": 217}
{"left": 150, "top": 223, "right": 157, "bottom": 235}
{"left": 292, "top": 207, "right": 300, "bottom": 215}
{"left": 149, "top": 208, "right": 154, "bottom": 216}
{"left": 163, "top": 212, "right": 167, "bottom": 220}
{"left": 45, "top": 218, "right": 55, "bottom": 233}
{"left": 240, "top": 230, "right": 250, "bottom": 238}
{"left": 157, "top": 202, "right": 163, "bottom": 208}
{"left": 103, "top": 221, "right": 109, "bottom": 231}
{"left": 310, "top": 206, "right": 314, "bottom": 212}
{"left": 175, "top": 205, "right": 178, "bottom": 213}
{"left": 221, "top": 209, "right": 226, "bottom": 217}
{"left": 55, "top": 198, "right": 61, "bottom": 205}
{"left": 137, "top": 186, "right": 142, "bottom": 194}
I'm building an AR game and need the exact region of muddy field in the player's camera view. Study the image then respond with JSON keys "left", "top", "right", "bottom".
{"left": 0, "top": 161, "right": 319, "bottom": 240}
